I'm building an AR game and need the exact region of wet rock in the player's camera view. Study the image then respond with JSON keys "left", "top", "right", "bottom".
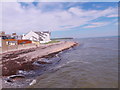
{"left": 6, "top": 78, "right": 13, "bottom": 83}
{"left": 29, "top": 79, "right": 36, "bottom": 86}
{"left": 6, "top": 75, "right": 25, "bottom": 83}
{"left": 38, "top": 61, "right": 51, "bottom": 64}
{"left": 8, "top": 75, "right": 25, "bottom": 79}
{"left": 18, "top": 70, "right": 26, "bottom": 74}
{"left": 33, "top": 58, "right": 52, "bottom": 65}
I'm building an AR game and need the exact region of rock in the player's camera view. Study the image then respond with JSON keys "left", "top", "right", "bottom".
{"left": 6, "top": 74, "right": 25, "bottom": 82}
{"left": 29, "top": 79, "right": 36, "bottom": 86}
{"left": 6, "top": 78, "right": 13, "bottom": 83}
{"left": 2, "top": 41, "right": 78, "bottom": 76}
{"left": 8, "top": 75, "right": 25, "bottom": 79}
{"left": 37, "top": 61, "right": 50, "bottom": 64}
{"left": 18, "top": 70, "right": 25, "bottom": 74}
{"left": 32, "top": 61, "right": 41, "bottom": 66}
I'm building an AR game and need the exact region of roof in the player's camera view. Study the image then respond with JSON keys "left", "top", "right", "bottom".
{"left": 34, "top": 31, "right": 50, "bottom": 38}
{"left": 34, "top": 32, "right": 42, "bottom": 36}
{"left": 34, "top": 31, "right": 50, "bottom": 35}
{"left": 0, "top": 34, "right": 11, "bottom": 37}
{"left": 4, "top": 39, "right": 17, "bottom": 41}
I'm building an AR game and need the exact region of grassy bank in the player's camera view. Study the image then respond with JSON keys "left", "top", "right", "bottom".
{"left": 45, "top": 40, "right": 60, "bottom": 44}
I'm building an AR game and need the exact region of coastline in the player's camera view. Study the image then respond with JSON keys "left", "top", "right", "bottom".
{"left": 1, "top": 41, "right": 78, "bottom": 76}
{"left": 1, "top": 37, "right": 118, "bottom": 88}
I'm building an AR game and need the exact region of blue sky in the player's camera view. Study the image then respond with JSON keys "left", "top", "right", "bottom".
{"left": 1, "top": 2, "right": 118, "bottom": 38}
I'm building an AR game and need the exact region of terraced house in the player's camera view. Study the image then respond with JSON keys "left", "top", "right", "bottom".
{"left": 22, "top": 31, "right": 51, "bottom": 44}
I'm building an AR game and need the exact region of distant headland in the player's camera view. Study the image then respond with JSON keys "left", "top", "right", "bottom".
{"left": 51, "top": 37, "right": 73, "bottom": 40}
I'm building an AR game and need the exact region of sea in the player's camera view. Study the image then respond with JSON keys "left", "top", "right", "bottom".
{"left": 3, "top": 36, "right": 118, "bottom": 88}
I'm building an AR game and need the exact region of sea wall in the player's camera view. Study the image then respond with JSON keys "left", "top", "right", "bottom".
{"left": 1, "top": 41, "right": 78, "bottom": 76}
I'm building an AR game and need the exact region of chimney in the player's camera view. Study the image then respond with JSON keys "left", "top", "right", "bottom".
{"left": 0, "top": 31, "right": 5, "bottom": 35}
{"left": 12, "top": 32, "right": 16, "bottom": 36}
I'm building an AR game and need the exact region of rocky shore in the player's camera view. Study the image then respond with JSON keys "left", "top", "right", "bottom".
{"left": 1, "top": 41, "right": 78, "bottom": 76}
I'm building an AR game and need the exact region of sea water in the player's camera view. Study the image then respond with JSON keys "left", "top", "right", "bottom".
{"left": 30, "top": 36, "right": 118, "bottom": 88}
{"left": 3, "top": 37, "right": 118, "bottom": 88}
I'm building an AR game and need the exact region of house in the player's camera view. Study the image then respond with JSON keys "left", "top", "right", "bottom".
{"left": 0, "top": 31, "right": 10, "bottom": 47}
{"left": 0, "top": 31, "right": 17, "bottom": 46}
{"left": 0, "top": 31, "right": 37, "bottom": 53}
{"left": 4, "top": 39, "right": 18, "bottom": 45}
{"left": 11, "top": 32, "right": 23, "bottom": 40}
{"left": 0, "top": 31, "right": 31, "bottom": 46}
{"left": 22, "top": 31, "right": 51, "bottom": 44}
{"left": 11, "top": 32, "right": 17, "bottom": 39}
{"left": 0, "top": 31, "right": 11, "bottom": 39}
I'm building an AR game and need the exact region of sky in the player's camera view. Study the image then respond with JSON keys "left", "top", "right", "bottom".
{"left": 0, "top": 2, "right": 118, "bottom": 38}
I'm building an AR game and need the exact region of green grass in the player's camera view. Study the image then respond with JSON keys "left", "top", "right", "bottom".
{"left": 44, "top": 40, "right": 60, "bottom": 44}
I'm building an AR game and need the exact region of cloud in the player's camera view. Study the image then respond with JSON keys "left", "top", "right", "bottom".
{"left": 83, "top": 22, "right": 110, "bottom": 28}
{"left": 1, "top": 2, "right": 118, "bottom": 34}
{"left": 107, "top": 14, "right": 118, "bottom": 17}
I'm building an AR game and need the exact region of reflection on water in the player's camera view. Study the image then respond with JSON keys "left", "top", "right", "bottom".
{"left": 3, "top": 37, "right": 118, "bottom": 88}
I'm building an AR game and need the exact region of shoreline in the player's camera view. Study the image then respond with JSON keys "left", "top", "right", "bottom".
{"left": 1, "top": 41, "right": 78, "bottom": 76}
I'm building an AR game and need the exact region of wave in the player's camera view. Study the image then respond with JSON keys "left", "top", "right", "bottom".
{"left": 52, "top": 60, "right": 90, "bottom": 70}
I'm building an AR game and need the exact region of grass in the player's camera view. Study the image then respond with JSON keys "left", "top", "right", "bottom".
{"left": 44, "top": 40, "right": 60, "bottom": 44}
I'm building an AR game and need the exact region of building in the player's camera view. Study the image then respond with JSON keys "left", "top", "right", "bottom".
{"left": 0, "top": 31, "right": 18, "bottom": 52}
{"left": 11, "top": 32, "right": 18, "bottom": 39}
{"left": 0, "top": 31, "right": 15, "bottom": 47}
{"left": 11, "top": 32, "right": 23, "bottom": 40}
{"left": 0, "top": 31, "right": 9, "bottom": 47}
{"left": 22, "top": 31, "right": 51, "bottom": 44}
{"left": 0, "top": 31, "right": 37, "bottom": 53}
{"left": 4, "top": 39, "right": 18, "bottom": 45}
{"left": 0, "top": 31, "right": 32, "bottom": 46}
{"left": 0, "top": 31, "right": 11, "bottom": 39}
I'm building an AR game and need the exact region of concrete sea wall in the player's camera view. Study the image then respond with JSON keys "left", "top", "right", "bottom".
{"left": 1, "top": 41, "right": 78, "bottom": 76}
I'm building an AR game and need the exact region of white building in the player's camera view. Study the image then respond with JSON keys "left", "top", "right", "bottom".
{"left": 22, "top": 31, "right": 51, "bottom": 43}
